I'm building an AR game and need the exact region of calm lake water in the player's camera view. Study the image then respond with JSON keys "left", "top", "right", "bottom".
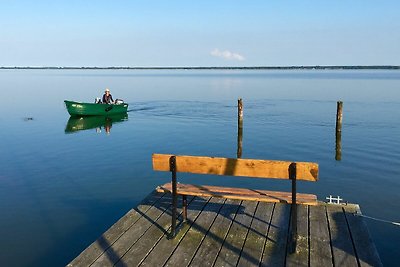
{"left": 1, "top": 69, "right": 399, "bottom": 266}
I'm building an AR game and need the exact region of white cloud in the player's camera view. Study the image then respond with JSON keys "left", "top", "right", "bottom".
{"left": 210, "top": 48, "right": 245, "bottom": 61}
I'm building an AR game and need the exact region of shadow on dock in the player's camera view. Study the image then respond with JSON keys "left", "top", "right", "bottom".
{"left": 68, "top": 192, "right": 382, "bottom": 267}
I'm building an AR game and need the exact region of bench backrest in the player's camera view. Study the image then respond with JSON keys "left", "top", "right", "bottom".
{"left": 152, "top": 154, "right": 318, "bottom": 181}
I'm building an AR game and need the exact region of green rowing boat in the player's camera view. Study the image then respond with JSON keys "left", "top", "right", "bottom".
{"left": 64, "top": 100, "right": 128, "bottom": 116}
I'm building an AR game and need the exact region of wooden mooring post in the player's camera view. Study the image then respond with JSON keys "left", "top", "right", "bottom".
{"left": 237, "top": 98, "right": 243, "bottom": 158}
{"left": 336, "top": 101, "right": 343, "bottom": 132}
{"left": 335, "top": 101, "right": 343, "bottom": 161}
{"left": 335, "top": 131, "right": 342, "bottom": 161}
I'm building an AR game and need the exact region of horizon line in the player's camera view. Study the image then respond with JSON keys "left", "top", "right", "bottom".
{"left": 0, "top": 65, "right": 399, "bottom": 70}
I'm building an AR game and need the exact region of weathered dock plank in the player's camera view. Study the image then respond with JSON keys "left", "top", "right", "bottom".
{"left": 309, "top": 205, "right": 333, "bottom": 267}
{"left": 67, "top": 192, "right": 165, "bottom": 267}
{"left": 286, "top": 204, "right": 309, "bottom": 267}
{"left": 115, "top": 196, "right": 194, "bottom": 266}
{"left": 91, "top": 194, "right": 173, "bottom": 266}
{"left": 165, "top": 197, "right": 225, "bottom": 266}
{"left": 139, "top": 196, "right": 210, "bottom": 266}
{"left": 327, "top": 204, "right": 358, "bottom": 267}
{"left": 213, "top": 200, "right": 258, "bottom": 267}
{"left": 344, "top": 205, "right": 383, "bottom": 267}
{"left": 237, "top": 202, "right": 274, "bottom": 267}
{"left": 189, "top": 199, "right": 241, "bottom": 267}
{"left": 68, "top": 191, "right": 382, "bottom": 267}
{"left": 260, "top": 203, "right": 291, "bottom": 267}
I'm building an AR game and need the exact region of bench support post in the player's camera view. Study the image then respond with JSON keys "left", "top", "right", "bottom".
{"left": 170, "top": 156, "right": 178, "bottom": 238}
{"left": 182, "top": 195, "right": 188, "bottom": 222}
{"left": 289, "top": 163, "right": 297, "bottom": 253}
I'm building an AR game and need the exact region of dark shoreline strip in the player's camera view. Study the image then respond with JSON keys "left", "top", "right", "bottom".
{"left": 1, "top": 65, "right": 399, "bottom": 70}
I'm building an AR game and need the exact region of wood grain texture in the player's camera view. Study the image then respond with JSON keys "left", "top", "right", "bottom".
{"left": 189, "top": 199, "right": 241, "bottom": 267}
{"left": 69, "top": 191, "right": 382, "bottom": 267}
{"left": 237, "top": 202, "right": 274, "bottom": 267}
{"left": 91, "top": 195, "right": 173, "bottom": 266}
{"left": 286, "top": 205, "right": 309, "bottom": 267}
{"left": 326, "top": 205, "right": 358, "bottom": 267}
{"left": 116, "top": 196, "right": 194, "bottom": 266}
{"left": 152, "top": 154, "right": 318, "bottom": 181}
{"left": 343, "top": 205, "right": 383, "bottom": 267}
{"left": 213, "top": 201, "right": 258, "bottom": 267}
{"left": 157, "top": 183, "right": 318, "bottom": 205}
{"left": 164, "top": 198, "right": 225, "bottom": 267}
{"left": 309, "top": 205, "right": 333, "bottom": 267}
{"left": 67, "top": 192, "right": 164, "bottom": 267}
{"left": 139, "top": 196, "right": 210, "bottom": 267}
{"left": 260, "top": 203, "right": 291, "bottom": 267}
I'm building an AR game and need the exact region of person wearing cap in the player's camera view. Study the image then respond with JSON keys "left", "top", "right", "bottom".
{"left": 102, "top": 88, "right": 114, "bottom": 104}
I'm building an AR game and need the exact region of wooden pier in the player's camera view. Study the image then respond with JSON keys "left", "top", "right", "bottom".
{"left": 68, "top": 191, "right": 381, "bottom": 267}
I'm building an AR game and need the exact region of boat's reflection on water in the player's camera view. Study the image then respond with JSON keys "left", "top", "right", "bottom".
{"left": 65, "top": 113, "right": 128, "bottom": 134}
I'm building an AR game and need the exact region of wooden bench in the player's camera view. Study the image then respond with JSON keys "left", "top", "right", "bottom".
{"left": 152, "top": 153, "right": 319, "bottom": 244}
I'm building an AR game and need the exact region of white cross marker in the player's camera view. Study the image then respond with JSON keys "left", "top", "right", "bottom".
{"left": 326, "top": 195, "right": 343, "bottom": 204}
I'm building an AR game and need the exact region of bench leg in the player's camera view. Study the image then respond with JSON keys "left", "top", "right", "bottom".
{"left": 171, "top": 188, "right": 177, "bottom": 238}
{"left": 182, "top": 195, "right": 188, "bottom": 222}
{"left": 289, "top": 203, "right": 298, "bottom": 253}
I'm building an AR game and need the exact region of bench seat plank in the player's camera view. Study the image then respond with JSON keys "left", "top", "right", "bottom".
{"left": 156, "top": 183, "right": 317, "bottom": 206}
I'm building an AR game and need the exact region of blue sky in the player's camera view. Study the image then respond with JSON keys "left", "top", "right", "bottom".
{"left": 1, "top": 1, "right": 399, "bottom": 66}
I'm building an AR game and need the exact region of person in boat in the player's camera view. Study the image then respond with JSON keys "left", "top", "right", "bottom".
{"left": 102, "top": 88, "right": 114, "bottom": 104}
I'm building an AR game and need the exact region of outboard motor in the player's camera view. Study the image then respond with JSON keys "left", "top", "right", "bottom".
{"left": 95, "top": 97, "right": 102, "bottom": 104}
{"left": 115, "top": 99, "right": 124, "bottom": 104}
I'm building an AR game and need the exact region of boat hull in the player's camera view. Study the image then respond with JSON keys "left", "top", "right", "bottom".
{"left": 64, "top": 100, "right": 128, "bottom": 116}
